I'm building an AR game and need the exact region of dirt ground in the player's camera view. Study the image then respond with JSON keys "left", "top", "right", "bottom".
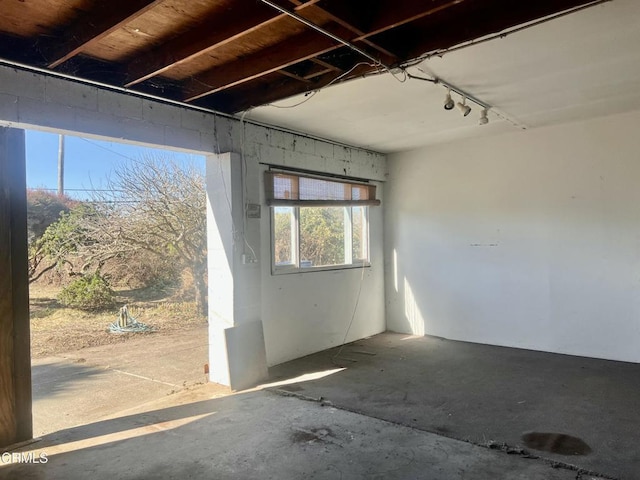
{"left": 29, "top": 284, "right": 207, "bottom": 358}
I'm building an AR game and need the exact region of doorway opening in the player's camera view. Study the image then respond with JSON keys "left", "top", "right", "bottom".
{"left": 25, "top": 129, "right": 209, "bottom": 437}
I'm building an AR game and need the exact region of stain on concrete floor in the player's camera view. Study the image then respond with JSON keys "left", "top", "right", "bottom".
{"left": 291, "top": 427, "right": 335, "bottom": 445}
{"left": 522, "top": 432, "right": 592, "bottom": 456}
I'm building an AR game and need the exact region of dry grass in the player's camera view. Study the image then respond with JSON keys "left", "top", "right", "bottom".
{"left": 29, "top": 284, "right": 206, "bottom": 358}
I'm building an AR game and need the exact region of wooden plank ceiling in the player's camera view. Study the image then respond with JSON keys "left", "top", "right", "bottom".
{"left": 0, "top": 0, "right": 597, "bottom": 114}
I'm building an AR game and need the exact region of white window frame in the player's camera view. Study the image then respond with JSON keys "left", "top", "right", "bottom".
{"left": 271, "top": 205, "right": 370, "bottom": 274}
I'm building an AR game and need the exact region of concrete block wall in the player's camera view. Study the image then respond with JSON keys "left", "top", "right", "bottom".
{"left": 222, "top": 120, "right": 386, "bottom": 367}
{"left": 0, "top": 67, "right": 217, "bottom": 154}
{"left": 0, "top": 65, "right": 387, "bottom": 378}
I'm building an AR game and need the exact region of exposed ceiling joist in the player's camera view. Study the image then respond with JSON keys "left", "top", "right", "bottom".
{"left": 303, "top": 65, "right": 335, "bottom": 80}
{"left": 124, "top": 5, "right": 281, "bottom": 87}
{"left": 364, "top": 0, "right": 467, "bottom": 38}
{"left": 182, "top": 28, "right": 348, "bottom": 102}
{"left": 204, "top": 71, "right": 337, "bottom": 113}
{"left": 199, "top": 0, "right": 599, "bottom": 112}
{"left": 46, "top": 0, "right": 163, "bottom": 69}
{"left": 125, "top": 0, "right": 325, "bottom": 87}
{"left": 289, "top": 0, "right": 323, "bottom": 7}
{"left": 182, "top": 0, "right": 457, "bottom": 103}
{"left": 277, "top": 69, "right": 313, "bottom": 83}
{"left": 290, "top": 0, "right": 400, "bottom": 59}
{"left": 310, "top": 57, "right": 343, "bottom": 73}
{"left": 209, "top": 62, "right": 375, "bottom": 112}
{"left": 0, "top": 0, "right": 605, "bottom": 115}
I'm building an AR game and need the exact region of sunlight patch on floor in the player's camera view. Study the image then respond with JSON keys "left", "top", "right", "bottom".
{"left": 257, "top": 368, "right": 346, "bottom": 390}
{"left": 12, "top": 412, "right": 215, "bottom": 461}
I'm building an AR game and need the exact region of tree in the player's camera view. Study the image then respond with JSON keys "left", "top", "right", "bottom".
{"left": 27, "top": 189, "right": 76, "bottom": 241}
{"left": 273, "top": 207, "right": 293, "bottom": 265}
{"left": 299, "top": 207, "right": 345, "bottom": 266}
{"left": 27, "top": 189, "right": 78, "bottom": 283}
{"left": 300, "top": 207, "right": 344, "bottom": 265}
{"left": 273, "top": 206, "right": 347, "bottom": 267}
{"left": 75, "top": 156, "right": 208, "bottom": 315}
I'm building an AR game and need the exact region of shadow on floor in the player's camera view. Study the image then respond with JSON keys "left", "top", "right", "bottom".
{"left": 31, "top": 360, "right": 107, "bottom": 400}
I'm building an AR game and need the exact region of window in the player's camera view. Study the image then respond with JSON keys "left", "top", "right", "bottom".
{"left": 266, "top": 171, "right": 378, "bottom": 273}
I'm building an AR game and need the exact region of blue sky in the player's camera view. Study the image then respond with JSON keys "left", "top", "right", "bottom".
{"left": 26, "top": 130, "right": 205, "bottom": 199}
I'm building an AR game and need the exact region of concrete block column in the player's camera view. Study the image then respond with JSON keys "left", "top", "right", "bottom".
{"left": 206, "top": 152, "right": 267, "bottom": 390}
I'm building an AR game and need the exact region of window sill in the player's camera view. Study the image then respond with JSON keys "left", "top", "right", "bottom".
{"left": 272, "top": 263, "right": 371, "bottom": 275}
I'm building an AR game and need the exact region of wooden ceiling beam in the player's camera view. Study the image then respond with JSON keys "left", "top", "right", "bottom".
{"left": 363, "top": 0, "right": 467, "bottom": 38}
{"left": 124, "top": 0, "right": 323, "bottom": 87}
{"left": 293, "top": 0, "right": 370, "bottom": 33}
{"left": 182, "top": 28, "right": 345, "bottom": 102}
{"left": 46, "top": 0, "right": 164, "bottom": 69}
{"left": 125, "top": 4, "right": 282, "bottom": 87}
{"left": 183, "top": 0, "right": 455, "bottom": 103}
{"left": 302, "top": 58, "right": 342, "bottom": 79}
{"left": 289, "top": 0, "right": 324, "bottom": 7}
{"left": 303, "top": 66, "right": 334, "bottom": 80}
{"left": 289, "top": 0, "right": 399, "bottom": 59}
{"left": 199, "top": 71, "right": 338, "bottom": 113}
{"left": 211, "top": 63, "right": 377, "bottom": 113}
{"left": 277, "top": 69, "right": 313, "bottom": 83}
{"left": 310, "top": 58, "right": 343, "bottom": 72}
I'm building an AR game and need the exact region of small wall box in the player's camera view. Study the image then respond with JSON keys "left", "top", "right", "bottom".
{"left": 246, "top": 204, "right": 261, "bottom": 218}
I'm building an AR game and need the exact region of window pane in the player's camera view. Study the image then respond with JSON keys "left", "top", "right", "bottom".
{"left": 274, "top": 207, "right": 294, "bottom": 266}
{"left": 299, "top": 207, "right": 345, "bottom": 267}
{"left": 352, "top": 206, "right": 368, "bottom": 261}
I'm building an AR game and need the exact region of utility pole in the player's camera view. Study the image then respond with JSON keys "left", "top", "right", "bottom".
{"left": 57, "top": 134, "right": 64, "bottom": 196}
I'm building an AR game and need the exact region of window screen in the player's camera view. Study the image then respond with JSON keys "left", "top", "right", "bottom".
{"left": 265, "top": 171, "right": 379, "bottom": 206}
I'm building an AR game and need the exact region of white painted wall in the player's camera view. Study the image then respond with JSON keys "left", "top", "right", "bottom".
{"left": 242, "top": 137, "right": 387, "bottom": 367}
{"left": 385, "top": 109, "right": 640, "bottom": 363}
{"left": 258, "top": 174, "right": 385, "bottom": 366}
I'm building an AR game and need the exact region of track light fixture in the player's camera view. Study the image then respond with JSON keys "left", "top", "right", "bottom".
{"left": 479, "top": 108, "right": 489, "bottom": 125}
{"left": 457, "top": 97, "right": 471, "bottom": 117}
{"left": 407, "top": 72, "right": 500, "bottom": 127}
{"left": 443, "top": 89, "right": 455, "bottom": 110}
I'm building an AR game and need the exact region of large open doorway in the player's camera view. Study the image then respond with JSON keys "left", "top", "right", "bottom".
{"left": 24, "top": 129, "right": 210, "bottom": 437}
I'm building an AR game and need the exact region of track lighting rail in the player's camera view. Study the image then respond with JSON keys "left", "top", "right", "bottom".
{"left": 406, "top": 72, "right": 492, "bottom": 125}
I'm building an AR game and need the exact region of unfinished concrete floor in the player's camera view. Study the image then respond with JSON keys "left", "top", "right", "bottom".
{"left": 0, "top": 332, "right": 634, "bottom": 479}
{"left": 31, "top": 324, "right": 209, "bottom": 436}
{"left": 269, "top": 333, "right": 640, "bottom": 479}
{"left": 0, "top": 385, "right": 604, "bottom": 480}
